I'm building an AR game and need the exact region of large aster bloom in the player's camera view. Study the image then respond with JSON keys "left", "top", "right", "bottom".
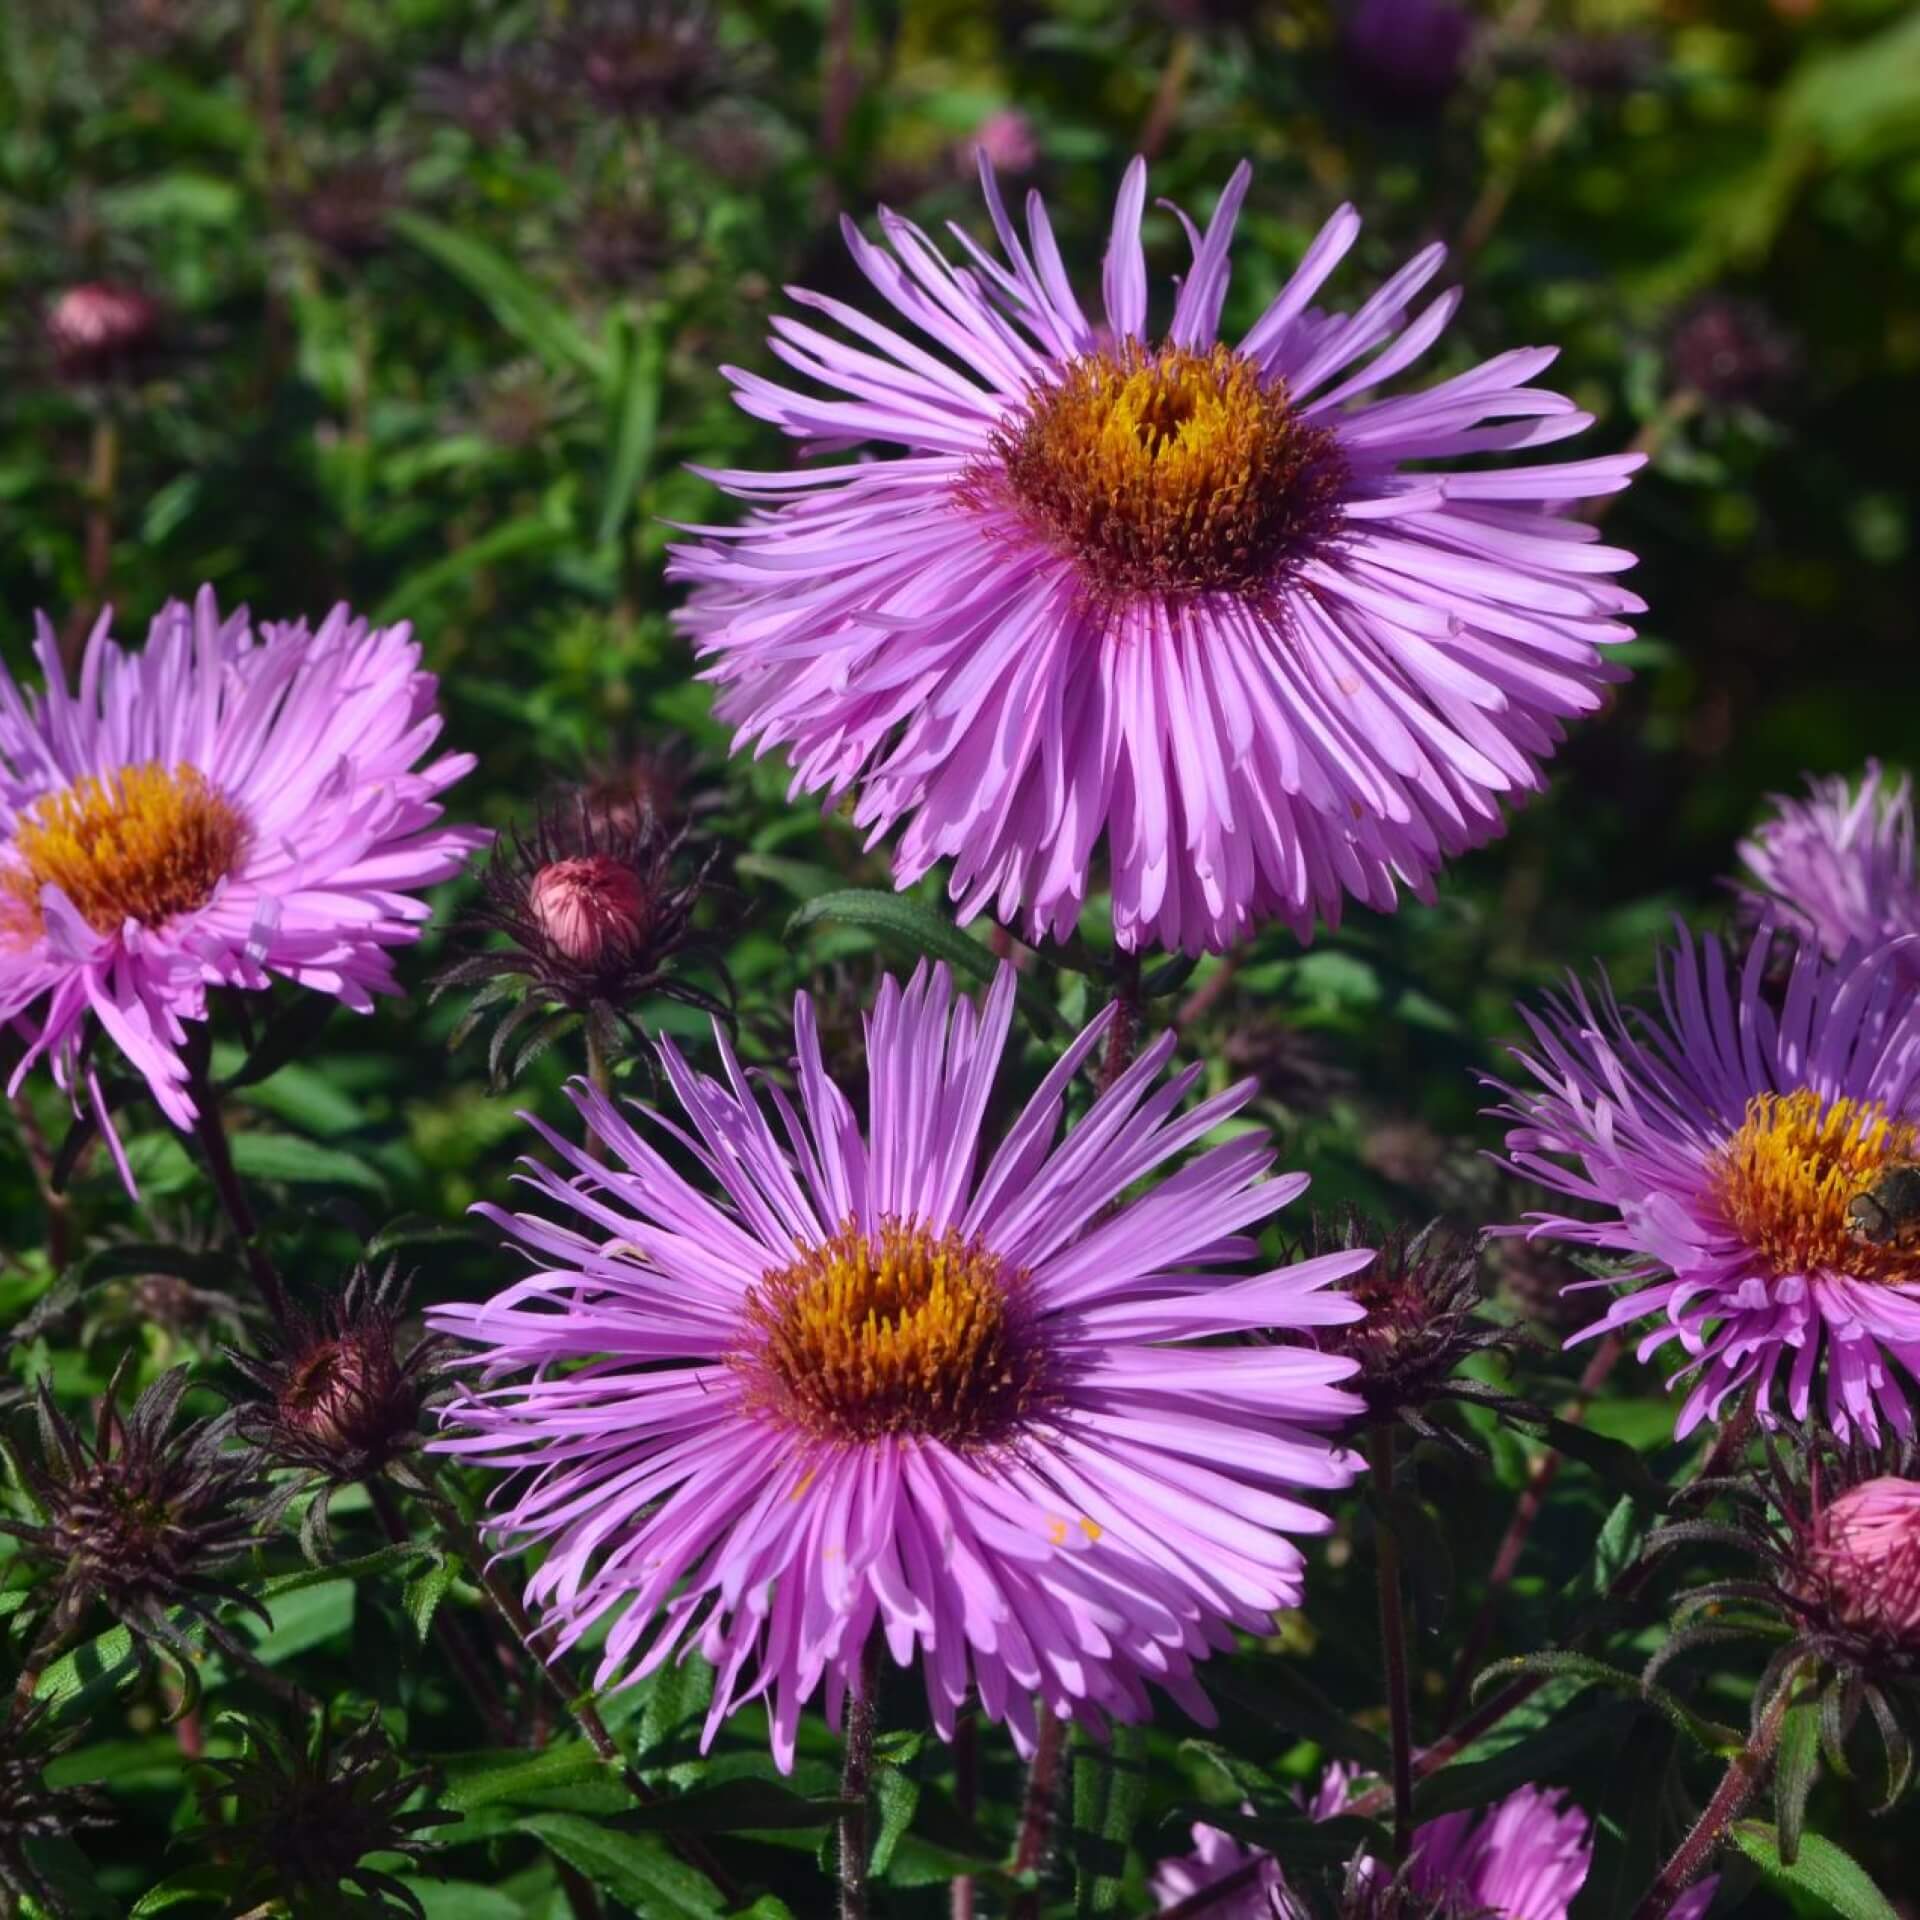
{"left": 0, "top": 587, "right": 483, "bottom": 1174}
{"left": 1737, "top": 763, "right": 1920, "bottom": 967}
{"left": 1151, "top": 1772, "right": 1717, "bottom": 1919}
{"left": 672, "top": 158, "right": 1643, "bottom": 953}
{"left": 434, "top": 963, "right": 1366, "bottom": 1767}
{"left": 1492, "top": 927, "right": 1920, "bottom": 1442}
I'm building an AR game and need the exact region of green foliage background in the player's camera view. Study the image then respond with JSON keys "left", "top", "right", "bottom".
{"left": 3, "top": 0, "right": 1919, "bottom": 1913}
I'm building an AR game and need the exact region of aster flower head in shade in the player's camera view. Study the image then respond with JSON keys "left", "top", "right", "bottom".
{"left": 230, "top": 1261, "right": 451, "bottom": 1559}
{"left": 434, "top": 962, "right": 1367, "bottom": 1768}
{"left": 0, "top": 1699, "right": 115, "bottom": 1919}
{"left": 197, "top": 1709, "right": 456, "bottom": 1920}
{"left": 1299, "top": 1212, "right": 1514, "bottom": 1443}
{"left": 1491, "top": 925, "right": 1920, "bottom": 1442}
{"left": 0, "top": 1363, "right": 277, "bottom": 1700}
{"left": 1737, "top": 764, "right": 1920, "bottom": 971}
{"left": 673, "top": 158, "right": 1644, "bottom": 956}
{"left": 433, "top": 798, "right": 729, "bottom": 1086}
{"left": 0, "top": 588, "right": 483, "bottom": 1183}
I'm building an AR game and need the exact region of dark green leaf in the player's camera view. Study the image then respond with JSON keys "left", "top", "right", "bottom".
{"left": 1729, "top": 1821, "right": 1902, "bottom": 1920}
{"left": 785, "top": 890, "right": 1061, "bottom": 1033}
{"left": 524, "top": 1812, "right": 728, "bottom": 1918}
{"left": 128, "top": 1866, "right": 246, "bottom": 1916}
{"left": 599, "top": 311, "right": 665, "bottom": 549}
{"left": 870, "top": 1761, "right": 920, "bottom": 1878}
{"left": 612, "top": 1778, "right": 848, "bottom": 1833}
{"left": 228, "top": 1130, "right": 389, "bottom": 1194}
{"left": 1775, "top": 1703, "right": 1822, "bottom": 1865}
{"left": 218, "top": 994, "right": 340, "bottom": 1093}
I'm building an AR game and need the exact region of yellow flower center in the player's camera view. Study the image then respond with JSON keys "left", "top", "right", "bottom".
{"left": 1, "top": 762, "right": 247, "bottom": 939}
{"left": 738, "top": 1218, "right": 1046, "bottom": 1446}
{"left": 980, "top": 342, "right": 1347, "bottom": 598}
{"left": 1714, "top": 1088, "right": 1920, "bottom": 1283}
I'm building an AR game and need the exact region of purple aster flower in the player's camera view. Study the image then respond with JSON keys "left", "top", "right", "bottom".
{"left": 1491, "top": 926, "right": 1920, "bottom": 1443}
{"left": 1152, "top": 1770, "right": 1719, "bottom": 1919}
{"left": 1737, "top": 763, "right": 1920, "bottom": 968}
{"left": 671, "top": 159, "right": 1643, "bottom": 955}
{"left": 0, "top": 587, "right": 483, "bottom": 1178}
{"left": 433, "top": 963, "right": 1366, "bottom": 1768}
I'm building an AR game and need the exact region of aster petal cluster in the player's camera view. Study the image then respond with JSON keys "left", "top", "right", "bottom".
{"left": 1492, "top": 926, "right": 1920, "bottom": 1441}
{"left": 434, "top": 963, "right": 1367, "bottom": 1768}
{"left": 0, "top": 587, "right": 484, "bottom": 1177}
{"left": 1737, "top": 763, "right": 1920, "bottom": 968}
{"left": 672, "top": 157, "right": 1643, "bottom": 954}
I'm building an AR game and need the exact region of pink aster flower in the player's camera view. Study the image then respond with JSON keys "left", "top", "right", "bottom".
{"left": 0, "top": 587, "right": 483, "bottom": 1178}
{"left": 1492, "top": 926, "right": 1920, "bottom": 1442}
{"left": 1152, "top": 1773, "right": 1718, "bottom": 1919}
{"left": 672, "top": 158, "right": 1644, "bottom": 954}
{"left": 433, "top": 963, "right": 1367, "bottom": 1768}
{"left": 1738, "top": 763, "right": 1920, "bottom": 969}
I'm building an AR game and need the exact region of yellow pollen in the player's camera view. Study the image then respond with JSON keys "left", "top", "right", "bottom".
{"left": 977, "top": 342, "right": 1347, "bottom": 599}
{"left": 1714, "top": 1088, "right": 1920, "bottom": 1283}
{"left": 738, "top": 1218, "right": 1045, "bottom": 1448}
{"left": 2, "top": 763, "right": 246, "bottom": 939}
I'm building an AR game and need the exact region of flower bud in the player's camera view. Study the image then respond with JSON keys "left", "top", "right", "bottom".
{"left": 1809, "top": 1475, "right": 1920, "bottom": 1645}
{"left": 530, "top": 853, "right": 652, "bottom": 965}
{"left": 44, "top": 281, "right": 162, "bottom": 382}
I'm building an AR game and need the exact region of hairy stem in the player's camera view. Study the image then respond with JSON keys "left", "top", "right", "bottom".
{"left": 1629, "top": 1668, "right": 1802, "bottom": 1920}
{"left": 1010, "top": 1711, "right": 1068, "bottom": 1919}
{"left": 839, "top": 1634, "right": 881, "bottom": 1920}
{"left": 1371, "top": 1422, "right": 1417, "bottom": 1862}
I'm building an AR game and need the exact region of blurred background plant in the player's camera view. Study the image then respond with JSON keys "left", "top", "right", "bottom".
{"left": 3, "top": 0, "right": 1919, "bottom": 1913}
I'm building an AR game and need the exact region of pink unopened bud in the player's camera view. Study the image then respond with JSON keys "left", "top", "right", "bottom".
{"left": 963, "top": 109, "right": 1039, "bottom": 176}
{"left": 44, "top": 282, "right": 161, "bottom": 379}
{"left": 1810, "top": 1476, "right": 1920, "bottom": 1643}
{"left": 530, "top": 855, "right": 651, "bottom": 965}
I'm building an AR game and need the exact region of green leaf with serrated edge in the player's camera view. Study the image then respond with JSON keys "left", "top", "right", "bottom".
{"left": 1775, "top": 1702, "right": 1822, "bottom": 1865}
{"left": 1469, "top": 1654, "right": 1740, "bottom": 1756}
{"left": 1071, "top": 1723, "right": 1148, "bottom": 1915}
{"left": 870, "top": 1761, "right": 920, "bottom": 1878}
{"left": 524, "top": 1813, "right": 727, "bottom": 1917}
{"left": 635, "top": 1652, "right": 717, "bottom": 1788}
{"left": 440, "top": 1742, "right": 612, "bottom": 1813}
{"left": 784, "top": 890, "right": 1063, "bottom": 1033}
{"left": 1730, "top": 1821, "right": 1902, "bottom": 1920}
{"left": 402, "top": 1553, "right": 460, "bottom": 1645}
{"left": 129, "top": 1866, "right": 246, "bottom": 1916}
{"left": 365, "top": 1214, "right": 477, "bottom": 1258}
{"left": 611, "top": 1778, "right": 849, "bottom": 1832}
{"left": 255, "top": 1541, "right": 435, "bottom": 1601}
